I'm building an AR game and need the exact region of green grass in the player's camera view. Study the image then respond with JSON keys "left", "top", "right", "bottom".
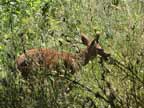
{"left": 0, "top": 0, "right": 144, "bottom": 108}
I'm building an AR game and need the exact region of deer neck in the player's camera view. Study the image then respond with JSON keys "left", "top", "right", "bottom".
{"left": 77, "top": 49, "right": 92, "bottom": 66}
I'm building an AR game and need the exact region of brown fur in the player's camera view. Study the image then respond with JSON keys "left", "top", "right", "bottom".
{"left": 16, "top": 33, "right": 110, "bottom": 77}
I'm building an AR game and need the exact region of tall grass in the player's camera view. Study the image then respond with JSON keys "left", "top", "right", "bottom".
{"left": 0, "top": 0, "right": 144, "bottom": 108}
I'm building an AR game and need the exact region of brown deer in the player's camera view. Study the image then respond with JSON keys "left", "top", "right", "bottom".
{"left": 16, "top": 32, "right": 110, "bottom": 78}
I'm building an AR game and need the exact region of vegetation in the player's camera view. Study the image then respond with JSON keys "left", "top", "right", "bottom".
{"left": 0, "top": 0, "right": 144, "bottom": 108}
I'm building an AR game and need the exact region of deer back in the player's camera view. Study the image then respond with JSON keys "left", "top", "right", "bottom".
{"left": 16, "top": 48, "right": 81, "bottom": 77}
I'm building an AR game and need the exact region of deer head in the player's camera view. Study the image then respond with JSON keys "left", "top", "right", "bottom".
{"left": 80, "top": 32, "right": 110, "bottom": 65}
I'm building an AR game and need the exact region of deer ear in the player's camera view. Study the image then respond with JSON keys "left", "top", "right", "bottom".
{"left": 90, "top": 39, "right": 96, "bottom": 47}
{"left": 81, "top": 33, "right": 90, "bottom": 46}
{"left": 89, "top": 32, "right": 100, "bottom": 46}
{"left": 95, "top": 32, "right": 100, "bottom": 43}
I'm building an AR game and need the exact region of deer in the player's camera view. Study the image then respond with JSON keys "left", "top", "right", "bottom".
{"left": 16, "top": 32, "right": 110, "bottom": 78}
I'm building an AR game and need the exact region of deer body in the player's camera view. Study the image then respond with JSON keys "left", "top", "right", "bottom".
{"left": 16, "top": 33, "right": 110, "bottom": 77}
{"left": 16, "top": 48, "right": 81, "bottom": 76}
